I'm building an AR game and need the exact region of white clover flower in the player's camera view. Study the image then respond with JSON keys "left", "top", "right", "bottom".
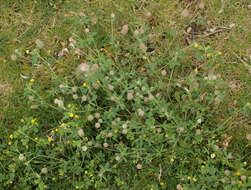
{"left": 78, "top": 129, "right": 84, "bottom": 137}
{"left": 11, "top": 54, "right": 17, "bottom": 61}
{"left": 136, "top": 164, "right": 142, "bottom": 170}
{"left": 107, "top": 132, "right": 113, "bottom": 138}
{"left": 241, "top": 175, "right": 247, "bottom": 181}
{"left": 72, "top": 86, "right": 78, "bottom": 92}
{"left": 87, "top": 141, "right": 93, "bottom": 146}
{"left": 95, "top": 113, "right": 100, "bottom": 118}
{"left": 108, "top": 84, "right": 114, "bottom": 91}
{"left": 196, "top": 129, "right": 201, "bottom": 135}
{"left": 73, "top": 94, "right": 78, "bottom": 100}
{"left": 121, "top": 24, "right": 128, "bottom": 35}
{"left": 139, "top": 43, "right": 147, "bottom": 52}
{"left": 137, "top": 108, "right": 144, "bottom": 116}
{"left": 110, "top": 13, "right": 115, "bottom": 18}
{"left": 127, "top": 92, "right": 134, "bottom": 100}
{"left": 18, "top": 154, "right": 25, "bottom": 161}
{"left": 211, "top": 153, "right": 216, "bottom": 159}
{"left": 95, "top": 123, "right": 100, "bottom": 129}
{"left": 35, "top": 39, "right": 44, "bottom": 49}
{"left": 85, "top": 28, "right": 90, "bottom": 33}
{"left": 87, "top": 115, "right": 94, "bottom": 121}
{"left": 41, "top": 168, "right": 48, "bottom": 174}
{"left": 224, "top": 170, "right": 230, "bottom": 176}
{"left": 197, "top": 118, "right": 202, "bottom": 124}
{"left": 122, "top": 124, "right": 127, "bottom": 129}
{"left": 77, "top": 63, "right": 90, "bottom": 72}
{"left": 122, "top": 129, "right": 128, "bottom": 134}
{"left": 103, "top": 142, "right": 109, "bottom": 148}
{"left": 115, "top": 156, "right": 120, "bottom": 161}
{"left": 146, "top": 12, "right": 152, "bottom": 18}
{"left": 82, "top": 146, "right": 88, "bottom": 152}
{"left": 98, "top": 119, "right": 103, "bottom": 123}
{"left": 81, "top": 95, "right": 87, "bottom": 102}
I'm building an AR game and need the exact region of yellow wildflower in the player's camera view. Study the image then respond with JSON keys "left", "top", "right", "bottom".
{"left": 84, "top": 170, "right": 88, "bottom": 174}
{"left": 83, "top": 82, "right": 87, "bottom": 87}
{"left": 206, "top": 53, "right": 211, "bottom": 58}
{"left": 238, "top": 180, "right": 242, "bottom": 185}
{"left": 236, "top": 171, "right": 240, "bottom": 176}
{"left": 34, "top": 137, "right": 38, "bottom": 141}
{"left": 194, "top": 43, "right": 198, "bottom": 48}
{"left": 187, "top": 176, "right": 191, "bottom": 180}
{"left": 67, "top": 104, "right": 71, "bottom": 108}
{"left": 55, "top": 128, "right": 58, "bottom": 132}
{"left": 21, "top": 119, "right": 25, "bottom": 123}
{"left": 8, "top": 141, "right": 12, "bottom": 145}
{"left": 25, "top": 49, "right": 30, "bottom": 54}
{"left": 30, "top": 78, "right": 35, "bottom": 83}
{"left": 69, "top": 113, "right": 74, "bottom": 118}
{"left": 31, "top": 119, "right": 36, "bottom": 124}
{"left": 218, "top": 51, "right": 222, "bottom": 55}
{"left": 114, "top": 129, "right": 118, "bottom": 133}
{"left": 194, "top": 68, "right": 198, "bottom": 74}
{"left": 201, "top": 165, "right": 205, "bottom": 169}
{"left": 9, "top": 134, "right": 13, "bottom": 139}
{"left": 170, "top": 158, "right": 174, "bottom": 163}
{"left": 143, "top": 134, "right": 147, "bottom": 138}
{"left": 243, "top": 161, "right": 247, "bottom": 166}
{"left": 193, "top": 177, "right": 197, "bottom": 182}
{"left": 48, "top": 137, "right": 52, "bottom": 142}
{"left": 160, "top": 181, "right": 164, "bottom": 186}
{"left": 75, "top": 186, "right": 79, "bottom": 189}
{"left": 84, "top": 137, "right": 88, "bottom": 141}
{"left": 75, "top": 115, "right": 79, "bottom": 119}
{"left": 52, "top": 177, "right": 56, "bottom": 181}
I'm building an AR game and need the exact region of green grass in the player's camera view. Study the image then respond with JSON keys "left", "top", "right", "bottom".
{"left": 0, "top": 0, "right": 250, "bottom": 189}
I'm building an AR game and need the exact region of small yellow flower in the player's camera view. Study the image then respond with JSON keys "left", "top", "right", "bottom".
{"left": 34, "top": 137, "right": 38, "bottom": 141}
{"left": 143, "top": 134, "right": 147, "bottom": 138}
{"left": 67, "top": 104, "right": 71, "bottom": 108}
{"left": 9, "top": 134, "right": 13, "bottom": 139}
{"left": 75, "top": 115, "right": 79, "bottom": 119}
{"left": 21, "top": 119, "right": 25, "bottom": 123}
{"left": 170, "top": 158, "right": 174, "bottom": 163}
{"left": 193, "top": 177, "right": 197, "bottom": 182}
{"left": 187, "top": 176, "right": 191, "bottom": 180}
{"left": 194, "top": 43, "right": 198, "bottom": 48}
{"left": 218, "top": 51, "right": 222, "bottom": 55}
{"left": 243, "top": 161, "right": 247, "bottom": 166}
{"left": 94, "top": 184, "right": 97, "bottom": 188}
{"left": 8, "top": 141, "right": 12, "bottom": 145}
{"left": 236, "top": 171, "right": 240, "bottom": 176}
{"left": 48, "top": 137, "right": 52, "bottom": 142}
{"left": 55, "top": 128, "right": 58, "bottom": 132}
{"left": 30, "top": 78, "right": 35, "bottom": 83}
{"left": 121, "top": 181, "right": 124, "bottom": 185}
{"left": 25, "top": 49, "right": 30, "bottom": 54}
{"left": 194, "top": 68, "right": 198, "bottom": 74}
{"left": 83, "top": 82, "right": 87, "bottom": 87}
{"left": 238, "top": 180, "right": 242, "bottom": 185}
{"left": 52, "top": 177, "right": 56, "bottom": 181}
{"left": 114, "top": 129, "right": 118, "bottom": 133}
{"left": 50, "top": 130, "right": 54, "bottom": 135}
{"left": 69, "top": 113, "right": 74, "bottom": 118}
{"left": 113, "top": 164, "right": 117, "bottom": 168}
{"left": 84, "top": 170, "right": 88, "bottom": 174}
{"left": 61, "top": 123, "right": 66, "bottom": 127}
{"left": 160, "top": 181, "right": 164, "bottom": 186}
{"left": 247, "top": 102, "right": 250, "bottom": 106}
{"left": 84, "top": 137, "right": 88, "bottom": 141}
{"left": 75, "top": 186, "right": 79, "bottom": 189}
{"left": 150, "top": 188, "right": 154, "bottom": 190}
{"left": 31, "top": 119, "right": 36, "bottom": 124}
{"left": 97, "top": 80, "right": 100, "bottom": 84}
{"left": 201, "top": 165, "right": 205, "bottom": 169}
{"left": 206, "top": 53, "right": 211, "bottom": 58}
